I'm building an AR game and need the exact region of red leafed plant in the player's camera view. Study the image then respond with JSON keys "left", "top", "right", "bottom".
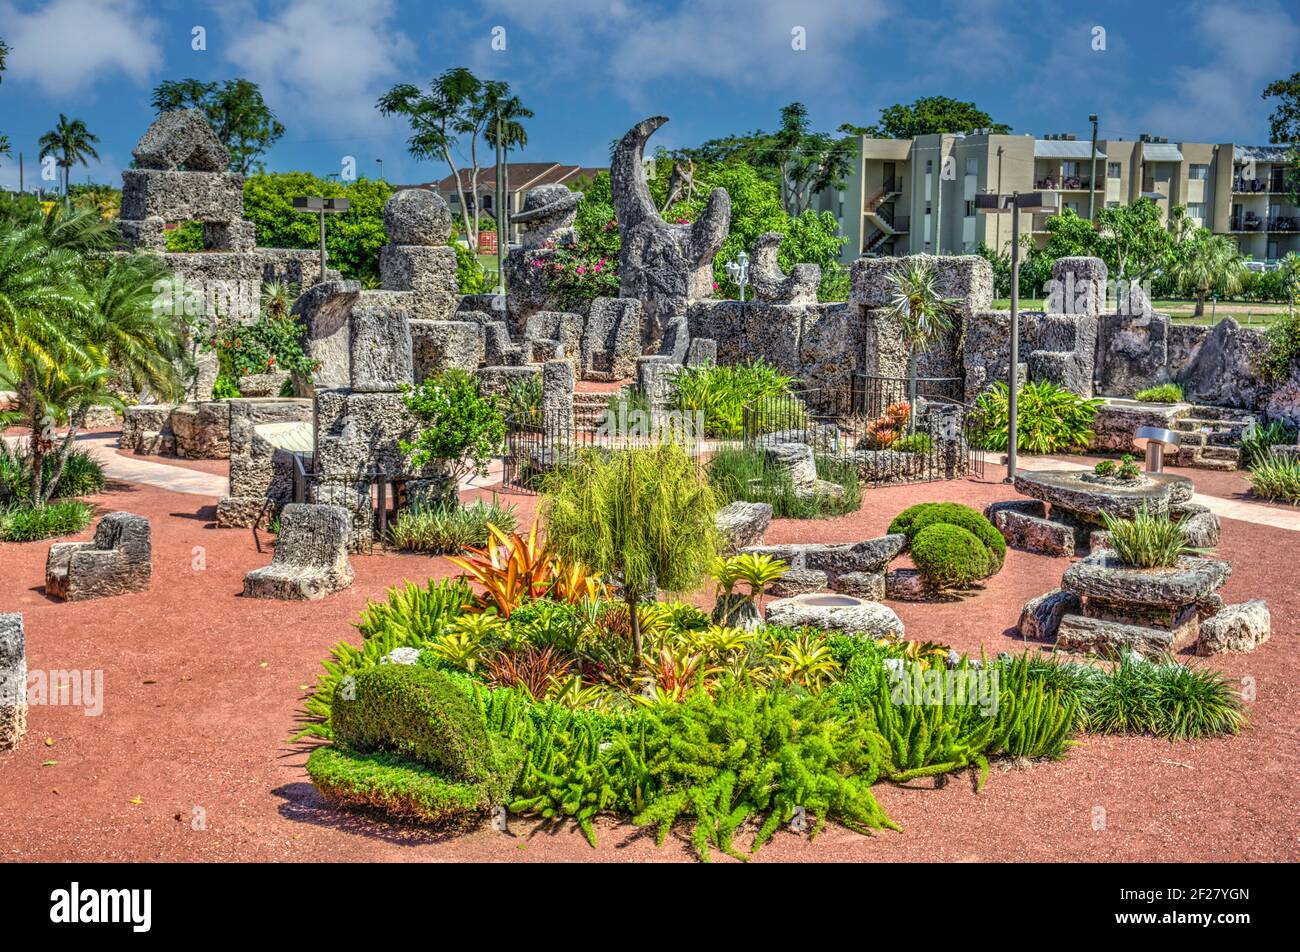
{"left": 482, "top": 645, "right": 574, "bottom": 700}
{"left": 864, "top": 401, "right": 911, "bottom": 448}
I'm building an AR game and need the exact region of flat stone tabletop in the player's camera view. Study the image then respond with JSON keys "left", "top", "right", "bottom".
{"left": 1014, "top": 468, "right": 1193, "bottom": 520}
{"left": 1062, "top": 551, "right": 1231, "bottom": 607}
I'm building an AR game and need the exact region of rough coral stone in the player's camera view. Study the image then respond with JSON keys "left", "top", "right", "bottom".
{"left": 765, "top": 595, "right": 904, "bottom": 639}
{"left": 1197, "top": 600, "right": 1271, "bottom": 655}
{"left": 715, "top": 501, "right": 772, "bottom": 553}
{"left": 383, "top": 188, "right": 452, "bottom": 246}
{"left": 1018, "top": 589, "right": 1081, "bottom": 642}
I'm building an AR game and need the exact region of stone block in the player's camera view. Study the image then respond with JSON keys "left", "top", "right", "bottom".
{"left": 349, "top": 304, "right": 413, "bottom": 392}
{"left": 116, "top": 218, "right": 168, "bottom": 251}
{"left": 768, "top": 568, "right": 828, "bottom": 597}
{"left": 1197, "top": 600, "right": 1270, "bottom": 655}
{"left": 384, "top": 189, "right": 452, "bottom": 246}
{"left": 120, "top": 169, "right": 244, "bottom": 222}
{"left": 132, "top": 109, "right": 230, "bottom": 171}
{"left": 886, "top": 568, "right": 928, "bottom": 601}
{"left": 1017, "top": 589, "right": 1081, "bottom": 642}
{"left": 761, "top": 442, "right": 818, "bottom": 495}
{"left": 243, "top": 504, "right": 354, "bottom": 600}
{"left": 170, "top": 401, "right": 230, "bottom": 459}
{"left": 831, "top": 571, "right": 885, "bottom": 600}
{"left": 410, "top": 321, "right": 484, "bottom": 380}
{"left": 203, "top": 220, "right": 257, "bottom": 252}
{"left": 992, "top": 508, "right": 1076, "bottom": 557}
{"left": 1056, "top": 610, "right": 1198, "bottom": 658}
{"left": 582, "top": 298, "right": 643, "bottom": 380}
{"left": 765, "top": 595, "right": 904, "bottom": 639}
{"left": 685, "top": 337, "right": 716, "bottom": 368}
{"left": 291, "top": 280, "right": 362, "bottom": 390}
{"left": 0, "top": 613, "right": 25, "bottom": 752}
{"left": 542, "top": 360, "right": 575, "bottom": 432}
{"left": 1062, "top": 552, "right": 1232, "bottom": 610}
{"left": 45, "top": 512, "right": 152, "bottom": 601}
{"left": 379, "top": 245, "right": 459, "bottom": 321}
{"left": 715, "top": 501, "right": 771, "bottom": 553}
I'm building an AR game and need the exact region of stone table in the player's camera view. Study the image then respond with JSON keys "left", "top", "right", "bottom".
{"left": 1014, "top": 468, "right": 1193, "bottom": 524}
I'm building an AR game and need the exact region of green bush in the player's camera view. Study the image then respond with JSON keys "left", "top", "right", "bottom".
{"left": 211, "top": 374, "right": 242, "bottom": 399}
{"left": 1, "top": 445, "right": 105, "bottom": 504}
{"left": 332, "top": 664, "right": 495, "bottom": 781}
{"left": 974, "top": 380, "right": 1102, "bottom": 453}
{"left": 1072, "top": 654, "right": 1245, "bottom": 739}
{"left": 888, "top": 502, "right": 1005, "bottom": 572}
{"left": 501, "top": 374, "right": 543, "bottom": 427}
{"left": 910, "top": 523, "right": 995, "bottom": 591}
{"left": 507, "top": 598, "right": 585, "bottom": 653}
{"left": 400, "top": 369, "right": 506, "bottom": 484}
{"left": 1101, "top": 505, "right": 1190, "bottom": 567}
{"left": 1240, "top": 420, "right": 1298, "bottom": 469}
{"left": 707, "top": 446, "right": 860, "bottom": 519}
{"left": 891, "top": 432, "right": 933, "bottom": 454}
{"left": 389, "top": 498, "right": 518, "bottom": 553}
{"left": 0, "top": 501, "right": 95, "bottom": 542}
{"left": 1134, "top": 383, "right": 1185, "bottom": 403}
{"left": 671, "top": 359, "right": 804, "bottom": 438}
{"left": 1249, "top": 457, "right": 1300, "bottom": 504}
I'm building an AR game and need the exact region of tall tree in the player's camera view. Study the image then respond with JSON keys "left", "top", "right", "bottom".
{"left": 839, "top": 96, "right": 1011, "bottom": 138}
{"left": 151, "top": 78, "right": 285, "bottom": 174}
{"left": 1094, "top": 200, "right": 1186, "bottom": 282}
{"left": 1262, "top": 72, "right": 1300, "bottom": 202}
{"left": 0, "top": 37, "right": 10, "bottom": 161}
{"left": 481, "top": 81, "right": 534, "bottom": 236}
{"left": 378, "top": 69, "right": 529, "bottom": 251}
{"left": 38, "top": 114, "right": 100, "bottom": 195}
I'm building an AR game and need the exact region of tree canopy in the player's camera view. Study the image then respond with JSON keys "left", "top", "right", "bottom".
{"left": 151, "top": 78, "right": 285, "bottom": 174}
{"left": 839, "top": 96, "right": 1011, "bottom": 139}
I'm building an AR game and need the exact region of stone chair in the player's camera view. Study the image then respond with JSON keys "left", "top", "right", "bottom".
{"left": 45, "top": 512, "right": 152, "bottom": 602}
{"left": 242, "top": 504, "right": 354, "bottom": 601}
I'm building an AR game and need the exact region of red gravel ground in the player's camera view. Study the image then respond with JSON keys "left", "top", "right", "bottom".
{"left": 0, "top": 460, "right": 1295, "bottom": 862}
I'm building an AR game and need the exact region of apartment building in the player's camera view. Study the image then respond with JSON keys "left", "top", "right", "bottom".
{"left": 814, "top": 133, "right": 1298, "bottom": 265}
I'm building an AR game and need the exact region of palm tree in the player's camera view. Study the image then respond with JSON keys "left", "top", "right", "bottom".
{"left": 1171, "top": 229, "right": 1246, "bottom": 316}
{"left": 882, "top": 258, "right": 961, "bottom": 413}
{"left": 38, "top": 114, "right": 101, "bottom": 196}
{"left": 481, "top": 82, "right": 533, "bottom": 240}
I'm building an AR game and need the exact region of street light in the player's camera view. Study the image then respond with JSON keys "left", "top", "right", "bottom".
{"left": 376, "top": 158, "right": 384, "bottom": 180}
{"left": 976, "top": 189, "right": 1061, "bottom": 482}
{"left": 293, "top": 196, "right": 351, "bottom": 282}
{"left": 1087, "top": 114, "right": 1099, "bottom": 221}
{"left": 725, "top": 251, "right": 750, "bottom": 302}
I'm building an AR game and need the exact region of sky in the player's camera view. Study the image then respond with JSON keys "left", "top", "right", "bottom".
{"left": 0, "top": 0, "right": 1297, "bottom": 191}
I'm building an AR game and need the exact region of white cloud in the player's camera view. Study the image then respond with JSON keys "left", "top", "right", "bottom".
{"left": 1120, "top": 0, "right": 1300, "bottom": 142}
{"left": 0, "top": 0, "right": 162, "bottom": 96}
{"left": 217, "top": 0, "right": 416, "bottom": 132}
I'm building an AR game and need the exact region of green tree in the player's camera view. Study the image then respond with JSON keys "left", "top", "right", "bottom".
{"left": 541, "top": 444, "right": 720, "bottom": 660}
{"left": 1262, "top": 72, "right": 1300, "bottom": 203}
{"left": 1094, "top": 200, "right": 1184, "bottom": 282}
{"left": 378, "top": 69, "right": 530, "bottom": 252}
{"left": 38, "top": 114, "right": 100, "bottom": 196}
{"left": 840, "top": 96, "right": 1011, "bottom": 138}
{"left": 1171, "top": 229, "right": 1246, "bottom": 316}
{"left": 881, "top": 258, "right": 961, "bottom": 408}
{"left": 400, "top": 369, "right": 506, "bottom": 495}
{"left": 151, "top": 78, "right": 285, "bottom": 174}
{"left": 241, "top": 172, "right": 392, "bottom": 284}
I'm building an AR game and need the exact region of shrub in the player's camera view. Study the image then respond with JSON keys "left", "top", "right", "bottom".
{"left": 1101, "top": 505, "right": 1190, "bottom": 568}
{"left": 910, "top": 523, "right": 995, "bottom": 592}
{"left": 0, "top": 501, "right": 95, "bottom": 542}
{"left": 212, "top": 374, "right": 242, "bottom": 399}
{"left": 389, "top": 498, "right": 519, "bottom": 553}
{"left": 974, "top": 380, "right": 1102, "bottom": 453}
{"left": 1249, "top": 457, "right": 1300, "bottom": 504}
{"left": 891, "top": 432, "right": 933, "bottom": 454}
{"left": 1240, "top": 420, "right": 1298, "bottom": 469}
{"left": 506, "top": 598, "right": 585, "bottom": 653}
{"left": 670, "top": 359, "right": 803, "bottom": 438}
{"left": 888, "top": 502, "right": 1005, "bottom": 572}
{"left": 502, "top": 374, "right": 543, "bottom": 426}
{"left": 1094, "top": 459, "right": 1117, "bottom": 477}
{"left": 1073, "top": 654, "right": 1245, "bottom": 739}
{"left": 707, "top": 446, "right": 859, "bottom": 519}
{"left": 0, "top": 446, "right": 105, "bottom": 505}
{"left": 1134, "top": 383, "right": 1184, "bottom": 403}
{"left": 400, "top": 369, "right": 506, "bottom": 484}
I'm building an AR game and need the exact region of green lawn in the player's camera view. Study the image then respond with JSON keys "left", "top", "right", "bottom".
{"left": 990, "top": 297, "right": 1293, "bottom": 326}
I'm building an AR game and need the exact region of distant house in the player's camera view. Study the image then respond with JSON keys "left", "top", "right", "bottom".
{"left": 399, "top": 162, "right": 606, "bottom": 245}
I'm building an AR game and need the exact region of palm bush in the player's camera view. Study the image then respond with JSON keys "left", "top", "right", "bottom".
{"left": 670, "top": 359, "right": 804, "bottom": 438}
{"left": 1240, "top": 420, "right": 1298, "bottom": 469}
{"left": 974, "top": 380, "right": 1102, "bottom": 454}
{"left": 0, "top": 443, "right": 104, "bottom": 504}
{"left": 502, "top": 374, "right": 543, "bottom": 426}
{"left": 1249, "top": 457, "right": 1300, "bottom": 504}
{"left": 1101, "top": 505, "right": 1190, "bottom": 568}
{"left": 881, "top": 259, "right": 960, "bottom": 408}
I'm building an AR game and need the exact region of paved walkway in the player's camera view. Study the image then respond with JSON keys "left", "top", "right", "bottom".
{"left": 1006, "top": 454, "right": 1300, "bottom": 532}
{"left": 4, "top": 432, "right": 228, "bottom": 497}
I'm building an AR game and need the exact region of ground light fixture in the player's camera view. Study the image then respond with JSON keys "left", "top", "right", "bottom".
{"left": 292, "top": 195, "right": 351, "bottom": 281}
{"left": 975, "top": 190, "right": 1062, "bottom": 481}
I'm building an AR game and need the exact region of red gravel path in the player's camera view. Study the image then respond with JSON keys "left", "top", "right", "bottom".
{"left": 0, "top": 464, "right": 1295, "bottom": 862}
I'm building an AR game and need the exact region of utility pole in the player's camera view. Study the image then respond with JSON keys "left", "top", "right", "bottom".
{"left": 495, "top": 114, "right": 506, "bottom": 296}
{"left": 1088, "top": 114, "right": 1099, "bottom": 221}
{"left": 1008, "top": 191, "right": 1020, "bottom": 481}
{"left": 18, "top": 152, "right": 23, "bottom": 192}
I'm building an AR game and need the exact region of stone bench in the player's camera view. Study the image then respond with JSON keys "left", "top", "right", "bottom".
{"left": 45, "top": 512, "right": 152, "bottom": 601}
{"left": 243, "top": 504, "right": 354, "bottom": 601}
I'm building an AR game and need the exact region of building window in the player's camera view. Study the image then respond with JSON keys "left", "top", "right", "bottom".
{"left": 1107, "top": 162, "right": 1121, "bottom": 179}
{"left": 964, "top": 200, "right": 976, "bottom": 217}
{"left": 1189, "top": 164, "right": 1209, "bottom": 180}
{"left": 965, "top": 157, "right": 978, "bottom": 176}
{"left": 1188, "top": 202, "right": 1207, "bottom": 222}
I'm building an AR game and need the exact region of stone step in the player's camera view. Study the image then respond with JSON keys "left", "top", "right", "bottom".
{"left": 1183, "top": 454, "right": 1240, "bottom": 472}
{"left": 1199, "top": 445, "right": 1241, "bottom": 462}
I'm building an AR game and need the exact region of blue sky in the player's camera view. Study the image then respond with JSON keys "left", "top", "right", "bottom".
{"left": 1, "top": 0, "right": 1297, "bottom": 190}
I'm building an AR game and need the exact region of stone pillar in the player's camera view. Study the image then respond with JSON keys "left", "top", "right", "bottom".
{"left": 0, "top": 613, "right": 27, "bottom": 752}
{"left": 686, "top": 338, "right": 717, "bottom": 368}
{"left": 1049, "top": 256, "right": 1107, "bottom": 317}
{"left": 542, "top": 359, "right": 575, "bottom": 434}
{"left": 637, "top": 356, "right": 679, "bottom": 412}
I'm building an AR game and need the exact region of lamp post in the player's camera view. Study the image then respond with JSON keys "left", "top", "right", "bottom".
{"left": 376, "top": 158, "right": 383, "bottom": 180}
{"left": 725, "top": 251, "right": 750, "bottom": 302}
{"left": 495, "top": 114, "right": 507, "bottom": 297}
{"left": 1087, "top": 114, "right": 1099, "bottom": 221}
{"left": 976, "top": 189, "right": 1061, "bottom": 481}
{"left": 293, "top": 196, "right": 351, "bottom": 282}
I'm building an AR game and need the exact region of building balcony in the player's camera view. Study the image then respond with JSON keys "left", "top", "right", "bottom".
{"left": 1034, "top": 177, "right": 1100, "bottom": 191}
{"left": 1230, "top": 215, "right": 1299, "bottom": 232}
{"left": 1233, "top": 178, "right": 1288, "bottom": 194}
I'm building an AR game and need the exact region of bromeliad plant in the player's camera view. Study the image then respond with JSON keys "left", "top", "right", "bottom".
{"left": 447, "top": 522, "right": 603, "bottom": 617}
{"left": 974, "top": 380, "right": 1102, "bottom": 454}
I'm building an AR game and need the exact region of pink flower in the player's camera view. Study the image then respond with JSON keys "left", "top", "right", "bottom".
{"left": 712, "top": 282, "right": 719, "bottom": 290}
{"left": 593, "top": 263, "right": 602, "bottom": 273}
{"left": 554, "top": 263, "right": 565, "bottom": 270}
{"left": 676, "top": 218, "right": 689, "bottom": 225}
{"left": 577, "top": 265, "right": 586, "bottom": 275}
{"left": 531, "top": 259, "right": 543, "bottom": 268}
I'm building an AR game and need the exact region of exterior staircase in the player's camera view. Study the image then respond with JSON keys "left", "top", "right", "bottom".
{"left": 1169, "top": 405, "right": 1259, "bottom": 471}
{"left": 574, "top": 390, "right": 614, "bottom": 428}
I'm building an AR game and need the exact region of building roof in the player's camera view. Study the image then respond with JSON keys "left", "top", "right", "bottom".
{"left": 1142, "top": 143, "right": 1184, "bottom": 162}
{"left": 430, "top": 163, "right": 607, "bottom": 193}
{"left": 1034, "top": 139, "right": 1106, "bottom": 159}
{"left": 1235, "top": 144, "right": 1295, "bottom": 163}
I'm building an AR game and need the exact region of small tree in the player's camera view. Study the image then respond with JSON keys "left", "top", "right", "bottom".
{"left": 541, "top": 445, "right": 720, "bottom": 660}
{"left": 882, "top": 258, "right": 961, "bottom": 410}
{"left": 400, "top": 369, "right": 506, "bottom": 496}
{"left": 1171, "top": 229, "right": 1246, "bottom": 316}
